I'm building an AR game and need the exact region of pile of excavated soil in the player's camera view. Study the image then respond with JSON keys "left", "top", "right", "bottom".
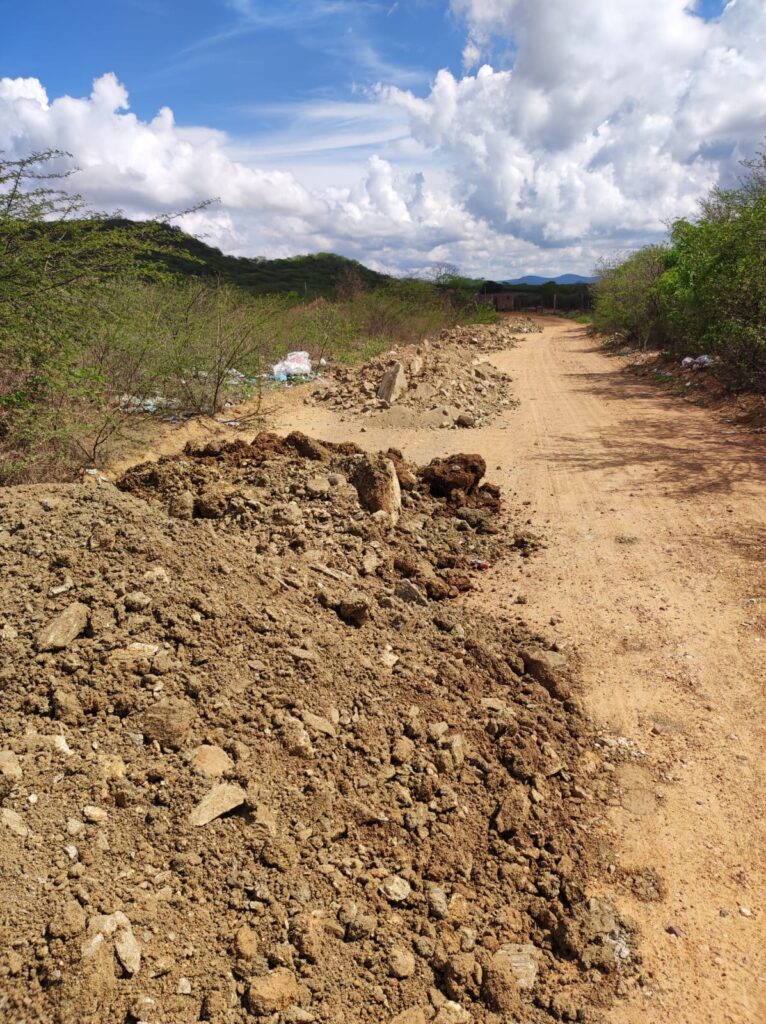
{"left": 0, "top": 432, "right": 631, "bottom": 1024}
{"left": 309, "top": 321, "right": 541, "bottom": 430}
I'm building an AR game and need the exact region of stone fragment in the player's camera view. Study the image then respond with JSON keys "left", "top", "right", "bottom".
{"left": 426, "top": 885, "right": 450, "bottom": 920}
{"left": 109, "top": 642, "right": 160, "bottom": 669}
{"left": 395, "top": 580, "right": 428, "bottom": 606}
{"left": 82, "top": 912, "right": 140, "bottom": 980}
{"left": 306, "top": 474, "right": 331, "bottom": 496}
{"left": 336, "top": 591, "right": 372, "bottom": 627}
{"left": 130, "top": 996, "right": 157, "bottom": 1021}
{"left": 114, "top": 926, "right": 142, "bottom": 975}
{"left": 392, "top": 736, "right": 415, "bottom": 765}
{"left": 282, "top": 717, "right": 315, "bottom": 758}
{"left": 0, "top": 750, "right": 22, "bottom": 780}
{"left": 361, "top": 551, "right": 381, "bottom": 576}
{"left": 409, "top": 355, "right": 424, "bottom": 377}
{"left": 143, "top": 566, "right": 170, "bottom": 584}
{"left": 434, "top": 1003, "right": 472, "bottom": 1024}
{"left": 82, "top": 805, "right": 108, "bottom": 823}
{"left": 169, "top": 490, "right": 195, "bottom": 519}
{"left": 97, "top": 754, "right": 127, "bottom": 782}
{"left": 189, "top": 783, "right": 246, "bottom": 826}
{"left": 389, "top": 947, "right": 416, "bottom": 979}
{"left": 455, "top": 412, "right": 476, "bottom": 429}
{"left": 491, "top": 787, "right": 530, "bottom": 837}
{"left": 346, "top": 912, "right": 377, "bottom": 941}
{"left": 350, "top": 455, "right": 402, "bottom": 524}
{"left": 481, "top": 948, "right": 523, "bottom": 1012}
{"left": 302, "top": 711, "right": 337, "bottom": 738}
{"left": 141, "top": 698, "right": 194, "bottom": 750}
{"left": 522, "top": 648, "right": 571, "bottom": 701}
{"left": 36, "top": 602, "right": 89, "bottom": 651}
{"left": 553, "top": 896, "right": 623, "bottom": 969}
{"left": 246, "top": 968, "right": 299, "bottom": 1016}
{"left": 249, "top": 803, "right": 278, "bottom": 840}
{"left": 124, "top": 591, "right": 151, "bottom": 612}
{"left": 377, "top": 362, "right": 408, "bottom": 404}
{"left": 491, "top": 943, "right": 540, "bottom": 992}
{"left": 233, "top": 924, "right": 259, "bottom": 959}
{"left": 381, "top": 875, "right": 412, "bottom": 903}
{"left": 192, "top": 744, "right": 234, "bottom": 777}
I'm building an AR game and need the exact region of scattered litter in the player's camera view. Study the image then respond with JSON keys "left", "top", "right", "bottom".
{"left": 272, "top": 351, "right": 313, "bottom": 381}
{"left": 681, "top": 354, "right": 716, "bottom": 370}
{"left": 119, "top": 394, "right": 178, "bottom": 414}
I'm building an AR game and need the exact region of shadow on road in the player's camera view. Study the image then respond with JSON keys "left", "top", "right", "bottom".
{"left": 535, "top": 361, "right": 766, "bottom": 500}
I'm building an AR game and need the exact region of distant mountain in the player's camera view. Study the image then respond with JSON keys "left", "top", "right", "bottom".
{"left": 508, "top": 274, "right": 598, "bottom": 286}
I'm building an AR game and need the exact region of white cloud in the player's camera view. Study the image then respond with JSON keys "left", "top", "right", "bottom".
{"left": 2, "top": 0, "right": 766, "bottom": 278}
{"left": 382, "top": 0, "right": 766, "bottom": 253}
{"left": 0, "top": 72, "right": 486, "bottom": 274}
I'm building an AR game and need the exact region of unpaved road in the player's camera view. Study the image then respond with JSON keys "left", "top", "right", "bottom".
{"left": 117, "top": 317, "right": 766, "bottom": 1021}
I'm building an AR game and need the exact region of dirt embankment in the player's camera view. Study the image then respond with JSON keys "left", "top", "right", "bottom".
{"left": 0, "top": 426, "right": 630, "bottom": 1024}
{"left": 308, "top": 318, "right": 541, "bottom": 432}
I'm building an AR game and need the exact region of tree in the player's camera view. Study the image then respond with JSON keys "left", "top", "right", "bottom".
{"left": 427, "top": 262, "right": 460, "bottom": 286}
{"left": 0, "top": 149, "right": 209, "bottom": 478}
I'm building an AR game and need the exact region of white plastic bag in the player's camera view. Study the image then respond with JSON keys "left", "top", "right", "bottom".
{"left": 272, "top": 351, "right": 312, "bottom": 381}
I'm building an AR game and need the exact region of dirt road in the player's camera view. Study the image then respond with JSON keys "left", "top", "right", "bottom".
{"left": 265, "top": 317, "right": 766, "bottom": 1023}
{"left": 475, "top": 321, "right": 766, "bottom": 1024}
{"left": 111, "top": 316, "right": 766, "bottom": 1020}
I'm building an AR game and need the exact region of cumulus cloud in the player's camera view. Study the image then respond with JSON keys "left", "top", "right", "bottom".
{"left": 384, "top": 0, "right": 766, "bottom": 251}
{"left": 0, "top": 72, "right": 481, "bottom": 273}
{"left": 2, "top": 0, "right": 766, "bottom": 277}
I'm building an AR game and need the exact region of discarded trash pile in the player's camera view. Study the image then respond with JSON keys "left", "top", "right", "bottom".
{"left": 309, "top": 321, "right": 540, "bottom": 429}
{"left": 0, "top": 431, "right": 631, "bottom": 1024}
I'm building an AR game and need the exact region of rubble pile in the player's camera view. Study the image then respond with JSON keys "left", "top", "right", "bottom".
{"left": 0, "top": 430, "right": 631, "bottom": 1024}
{"left": 309, "top": 321, "right": 542, "bottom": 430}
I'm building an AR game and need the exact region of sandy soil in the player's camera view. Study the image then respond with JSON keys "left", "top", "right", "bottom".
{"left": 111, "top": 316, "right": 766, "bottom": 1021}
{"left": 472, "top": 321, "right": 766, "bottom": 1024}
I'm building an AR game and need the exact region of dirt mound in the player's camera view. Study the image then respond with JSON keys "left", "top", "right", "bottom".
{"left": 309, "top": 322, "right": 541, "bottom": 429}
{"left": 0, "top": 433, "right": 631, "bottom": 1024}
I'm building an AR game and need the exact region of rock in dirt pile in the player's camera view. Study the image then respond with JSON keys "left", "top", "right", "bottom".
{"left": 308, "top": 320, "right": 541, "bottom": 430}
{"left": 0, "top": 430, "right": 632, "bottom": 1024}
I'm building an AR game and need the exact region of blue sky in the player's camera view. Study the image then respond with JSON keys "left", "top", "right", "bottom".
{"left": 0, "top": 0, "right": 757, "bottom": 278}
{"left": 3, "top": 1, "right": 727, "bottom": 131}
{"left": 2, "top": 1, "right": 466, "bottom": 131}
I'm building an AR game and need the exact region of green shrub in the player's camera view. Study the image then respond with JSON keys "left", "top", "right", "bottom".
{"left": 0, "top": 151, "right": 499, "bottom": 482}
{"left": 592, "top": 146, "right": 766, "bottom": 390}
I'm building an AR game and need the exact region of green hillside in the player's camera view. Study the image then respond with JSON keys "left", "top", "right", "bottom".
{"left": 107, "top": 219, "right": 392, "bottom": 296}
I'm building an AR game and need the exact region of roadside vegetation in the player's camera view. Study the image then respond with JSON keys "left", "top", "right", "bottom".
{"left": 0, "top": 151, "right": 494, "bottom": 484}
{"left": 592, "top": 148, "right": 766, "bottom": 391}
